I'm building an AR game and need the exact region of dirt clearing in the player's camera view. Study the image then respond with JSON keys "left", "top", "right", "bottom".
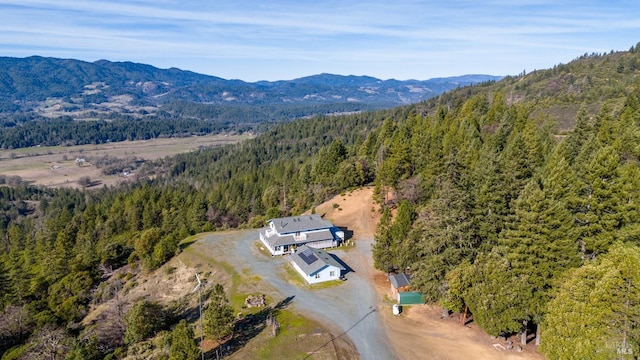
{"left": 314, "top": 187, "right": 545, "bottom": 360}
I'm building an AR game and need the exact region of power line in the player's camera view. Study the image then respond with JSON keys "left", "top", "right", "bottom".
{"left": 302, "top": 307, "right": 377, "bottom": 360}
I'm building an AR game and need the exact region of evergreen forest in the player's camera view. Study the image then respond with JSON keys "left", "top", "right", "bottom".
{"left": 2, "top": 44, "right": 640, "bottom": 359}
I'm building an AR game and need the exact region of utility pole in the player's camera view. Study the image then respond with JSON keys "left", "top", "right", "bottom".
{"left": 192, "top": 273, "right": 205, "bottom": 360}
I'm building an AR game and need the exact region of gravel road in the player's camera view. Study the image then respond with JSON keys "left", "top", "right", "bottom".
{"left": 199, "top": 230, "right": 397, "bottom": 360}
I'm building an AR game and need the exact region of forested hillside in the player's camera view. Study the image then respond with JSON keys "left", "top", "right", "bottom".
{"left": 368, "top": 44, "right": 640, "bottom": 357}
{"left": 0, "top": 57, "right": 494, "bottom": 107}
{"left": 1, "top": 44, "right": 640, "bottom": 358}
{"left": 0, "top": 56, "right": 497, "bottom": 149}
{"left": 0, "top": 107, "right": 392, "bottom": 358}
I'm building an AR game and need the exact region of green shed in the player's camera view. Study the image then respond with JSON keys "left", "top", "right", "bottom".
{"left": 398, "top": 291, "right": 424, "bottom": 305}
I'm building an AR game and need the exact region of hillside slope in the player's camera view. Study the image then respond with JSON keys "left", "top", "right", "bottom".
{"left": 0, "top": 56, "right": 499, "bottom": 116}
{"left": 2, "top": 44, "right": 640, "bottom": 359}
{"left": 416, "top": 43, "right": 640, "bottom": 131}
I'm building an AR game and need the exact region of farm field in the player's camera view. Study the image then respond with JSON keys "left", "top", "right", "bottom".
{"left": 0, "top": 134, "right": 252, "bottom": 188}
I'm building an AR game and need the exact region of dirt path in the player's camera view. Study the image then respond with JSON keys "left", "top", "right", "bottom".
{"left": 196, "top": 228, "right": 396, "bottom": 360}
{"left": 315, "top": 187, "right": 546, "bottom": 360}
{"left": 188, "top": 187, "right": 544, "bottom": 360}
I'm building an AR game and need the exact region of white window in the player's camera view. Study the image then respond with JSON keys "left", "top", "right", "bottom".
{"left": 330, "top": 271, "right": 335, "bottom": 277}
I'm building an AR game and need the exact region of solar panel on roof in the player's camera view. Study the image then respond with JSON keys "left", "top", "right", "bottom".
{"left": 298, "top": 249, "right": 318, "bottom": 265}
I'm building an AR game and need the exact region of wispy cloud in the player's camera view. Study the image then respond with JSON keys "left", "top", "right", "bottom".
{"left": 0, "top": 0, "right": 638, "bottom": 80}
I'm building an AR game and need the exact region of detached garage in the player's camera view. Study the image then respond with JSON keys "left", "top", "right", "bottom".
{"left": 398, "top": 291, "right": 424, "bottom": 305}
{"left": 290, "top": 245, "right": 346, "bottom": 284}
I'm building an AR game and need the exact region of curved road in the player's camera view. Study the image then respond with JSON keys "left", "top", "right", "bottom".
{"left": 199, "top": 230, "right": 397, "bottom": 360}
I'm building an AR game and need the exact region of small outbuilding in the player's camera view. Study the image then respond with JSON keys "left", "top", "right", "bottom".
{"left": 398, "top": 291, "right": 424, "bottom": 305}
{"left": 290, "top": 245, "right": 346, "bottom": 284}
{"left": 389, "top": 272, "right": 412, "bottom": 297}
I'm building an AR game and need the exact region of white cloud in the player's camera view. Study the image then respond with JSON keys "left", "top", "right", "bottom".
{"left": 0, "top": 0, "right": 639, "bottom": 80}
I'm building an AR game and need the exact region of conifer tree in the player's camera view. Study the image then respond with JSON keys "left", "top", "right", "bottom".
{"left": 410, "top": 153, "right": 476, "bottom": 301}
{"left": 469, "top": 150, "right": 511, "bottom": 251}
{"left": 613, "top": 87, "right": 640, "bottom": 160}
{"left": 391, "top": 201, "right": 416, "bottom": 269}
{"left": 372, "top": 207, "right": 395, "bottom": 272}
{"left": 618, "top": 164, "right": 640, "bottom": 243}
{"left": 563, "top": 106, "right": 592, "bottom": 162}
{"left": 462, "top": 248, "right": 528, "bottom": 336}
{"left": 169, "top": 320, "right": 200, "bottom": 360}
{"left": 574, "top": 146, "right": 625, "bottom": 256}
{"left": 203, "top": 284, "right": 235, "bottom": 347}
{"left": 134, "top": 227, "right": 162, "bottom": 271}
{"left": 124, "top": 301, "right": 165, "bottom": 345}
{"left": 50, "top": 230, "right": 73, "bottom": 282}
{"left": 483, "top": 150, "right": 581, "bottom": 335}
{"left": 542, "top": 242, "right": 640, "bottom": 358}
{"left": 0, "top": 258, "right": 14, "bottom": 308}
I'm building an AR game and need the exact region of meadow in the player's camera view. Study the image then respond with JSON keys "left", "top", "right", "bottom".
{"left": 0, "top": 134, "right": 251, "bottom": 188}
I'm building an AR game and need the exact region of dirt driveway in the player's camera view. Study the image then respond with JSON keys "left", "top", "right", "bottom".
{"left": 197, "top": 229, "right": 397, "bottom": 360}
{"left": 197, "top": 187, "right": 545, "bottom": 360}
{"left": 316, "top": 188, "right": 545, "bottom": 360}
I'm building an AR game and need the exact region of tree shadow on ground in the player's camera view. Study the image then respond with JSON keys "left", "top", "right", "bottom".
{"left": 181, "top": 299, "right": 202, "bottom": 324}
{"left": 274, "top": 295, "right": 294, "bottom": 309}
{"left": 213, "top": 296, "right": 295, "bottom": 358}
{"left": 86, "top": 179, "right": 103, "bottom": 188}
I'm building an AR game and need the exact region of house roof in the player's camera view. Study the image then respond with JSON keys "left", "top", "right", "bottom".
{"left": 260, "top": 228, "right": 336, "bottom": 248}
{"left": 389, "top": 273, "right": 412, "bottom": 289}
{"left": 290, "top": 245, "right": 345, "bottom": 276}
{"left": 269, "top": 214, "right": 334, "bottom": 234}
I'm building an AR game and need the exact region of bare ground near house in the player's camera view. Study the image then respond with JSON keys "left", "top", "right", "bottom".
{"left": 83, "top": 235, "right": 358, "bottom": 360}
{"left": 314, "top": 187, "right": 546, "bottom": 360}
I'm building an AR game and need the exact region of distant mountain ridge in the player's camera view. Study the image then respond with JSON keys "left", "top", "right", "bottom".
{"left": 0, "top": 56, "right": 500, "bottom": 119}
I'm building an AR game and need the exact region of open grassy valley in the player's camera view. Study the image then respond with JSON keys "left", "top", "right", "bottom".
{"left": 0, "top": 134, "right": 250, "bottom": 189}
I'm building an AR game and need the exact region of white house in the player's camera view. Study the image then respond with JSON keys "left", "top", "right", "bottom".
{"left": 290, "top": 245, "right": 345, "bottom": 284}
{"left": 259, "top": 214, "right": 345, "bottom": 256}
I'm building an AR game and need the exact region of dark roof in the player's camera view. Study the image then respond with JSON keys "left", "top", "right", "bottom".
{"left": 269, "top": 214, "right": 334, "bottom": 234}
{"left": 389, "top": 273, "right": 411, "bottom": 289}
{"left": 290, "top": 245, "right": 345, "bottom": 276}
{"left": 260, "top": 228, "right": 335, "bottom": 248}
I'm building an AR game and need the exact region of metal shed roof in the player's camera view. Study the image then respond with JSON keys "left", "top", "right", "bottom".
{"left": 389, "top": 273, "right": 411, "bottom": 289}
{"left": 398, "top": 292, "right": 424, "bottom": 305}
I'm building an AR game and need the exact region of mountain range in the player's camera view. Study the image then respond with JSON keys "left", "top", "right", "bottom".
{"left": 0, "top": 56, "right": 500, "bottom": 120}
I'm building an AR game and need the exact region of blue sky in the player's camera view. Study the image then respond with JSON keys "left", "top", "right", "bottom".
{"left": 0, "top": 0, "right": 639, "bottom": 82}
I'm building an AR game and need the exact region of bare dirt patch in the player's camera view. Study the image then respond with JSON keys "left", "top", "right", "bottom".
{"left": 310, "top": 186, "right": 381, "bottom": 239}
{"left": 0, "top": 134, "right": 250, "bottom": 188}
{"left": 313, "top": 187, "right": 545, "bottom": 360}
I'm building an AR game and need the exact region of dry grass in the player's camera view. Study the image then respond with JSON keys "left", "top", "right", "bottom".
{"left": 83, "top": 232, "right": 357, "bottom": 360}
{"left": 0, "top": 134, "right": 251, "bottom": 188}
